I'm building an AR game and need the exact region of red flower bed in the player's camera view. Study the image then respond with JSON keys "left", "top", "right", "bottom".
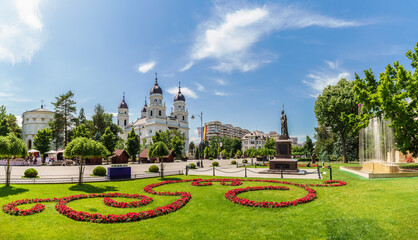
{"left": 298, "top": 164, "right": 318, "bottom": 167}
{"left": 2, "top": 178, "right": 346, "bottom": 223}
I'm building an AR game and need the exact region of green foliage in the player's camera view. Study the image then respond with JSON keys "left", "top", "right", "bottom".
{"left": 76, "top": 108, "right": 87, "bottom": 126}
{"left": 0, "top": 106, "right": 21, "bottom": 138}
{"left": 93, "top": 166, "right": 107, "bottom": 176}
{"left": 101, "top": 127, "right": 117, "bottom": 156}
{"left": 188, "top": 163, "right": 196, "bottom": 169}
{"left": 152, "top": 129, "right": 186, "bottom": 150}
{"left": 73, "top": 124, "right": 91, "bottom": 139}
{"left": 189, "top": 142, "right": 195, "bottom": 152}
{"left": 126, "top": 129, "right": 140, "bottom": 161}
{"left": 354, "top": 42, "right": 418, "bottom": 157}
{"left": 212, "top": 161, "right": 219, "bottom": 167}
{"left": 171, "top": 136, "right": 184, "bottom": 159}
{"left": 148, "top": 141, "right": 170, "bottom": 158}
{"left": 64, "top": 137, "right": 109, "bottom": 159}
{"left": 209, "top": 157, "right": 213, "bottom": 160}
{"left": 236, "top": 149, "right": 242, "bottom": 157}
{"left": 319, "top": 151, "right": 330, "bottom": 162}
{"left": 303, "top": 136, "right": 314, "bottom": 157}
{"left": 24, "top": 168, "right": 38, "bottom": 178}
{"left": 242, "top": 159, "right": 248, "bottom": 164}
{"left": 314, "top": 78, "right": 359, "bottom": 163}
{"left": 398, "top": 163, "right": 418, "bottom": 169}
{"left": 194, "top": 147, "right": 200, "bottom": 159}
{"left": 263, "top": 137, "right": 276, "bottom": 150}
{"left": 231, "top": 160, "right": 237, "bottom": 165}
{"left": 203, "top": 146, "right": 209, "bottom": 158}
{"left": 0, "top": 134, "right": 28, "bottom": 186}
{"left": 51, "top": 91, "right": 77, "bottom": 147}
{"left": 244, "top": 148, "right": 256, "bottom": 158}
{"left": 221, "top": 149, "right": 227, "bottom": 159}
{"left": 148, "top": 165, "right": 159, "bottom": 172}
{"left": 33, "top": 128, "right": 52, "bottom": 162}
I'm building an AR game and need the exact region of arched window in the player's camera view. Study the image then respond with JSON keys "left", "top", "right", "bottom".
{"left": 150, "top": 111, "right": 153, "bottom": 116}
{"left": 28, "top": 140, "right": 32, "bottom": 149}
{"left": 159, "top": 110, "right": 162, "bottom": 116}
{"left": 124, "top": 119, "right": 127, "bottom": 126}
{"left": 182, "top": 116, "right": 185, "bottom": 121}
{"left": 118, "top": 120, "right": 119, "bottom": 125}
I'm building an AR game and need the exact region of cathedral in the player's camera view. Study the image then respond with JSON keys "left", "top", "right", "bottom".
{"left": 117, "top": 75, "right": 189, "bottom": 153}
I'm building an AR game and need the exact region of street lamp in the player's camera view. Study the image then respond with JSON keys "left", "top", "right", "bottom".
{"left": 191, "top": 112, "right": 203, "bottom": 168}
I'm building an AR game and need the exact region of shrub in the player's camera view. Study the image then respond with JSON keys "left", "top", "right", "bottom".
{"left": 24, "top": 168, "right": 38, "bottom": 178}
{"left": 231, "top": 160, "right": 237, "bottom": 165}
{"left": 226, "top": 157, "right": 230, "bottom": 159}
{"left": 242, "top": 159, "right": 248, "bottom": 164}
{"left": 93, "top": 166, "right": 106, "bottom": 176}
{"left": 188, "top": 163, "right": 196, "bottom": 169}
{"left": 398, "top": 163, "right": 418, "bottom": 169}
{"left": 149, "top": 165, "right": 159, "bottom": 172}
{"left": 233, "top": 157, "right": 236, "bottom": 159}
{"left": 212, "top": 161, "right": 219, "bottom": 167}
{"left": 209, "top": 157, "right": 213, "bottom": 160}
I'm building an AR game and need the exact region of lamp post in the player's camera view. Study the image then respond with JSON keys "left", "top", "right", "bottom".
{"left": 191, "top": 112, "right": 203, "bottom": 168}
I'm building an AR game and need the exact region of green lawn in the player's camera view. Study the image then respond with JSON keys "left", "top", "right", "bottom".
{"left": 0, "top": 164, "right": 417, "bottom": 240}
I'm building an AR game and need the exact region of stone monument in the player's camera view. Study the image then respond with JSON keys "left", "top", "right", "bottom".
{"left": 263, "top": 106, "right": 305, "bottom": 175}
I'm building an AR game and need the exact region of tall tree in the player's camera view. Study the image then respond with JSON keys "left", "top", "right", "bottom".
{"left": 189, "top": 141, "right": 195, "bottom": 155}
{"left": 126, "top": 129, "right": 140, "bottom": 162}
{"left": 51, "top": 91, "right": 77, "bottom": 147}
{"left": 171, "top": 135, "right": 184, "bottom": 159}
{"left": 33, "top": 128, "right": 52, "bottom": 163}
{"left": 0, "top": 106, "right": 21, "bottom": 138}
{"left": 314, "top": 78, "right": 359, "bottom": 163}
{"left": 76, "top": 108, "right": 87, "bottom": 126}
{"left": 263, "top": 137, "right": 276, "bottom": 150}
{"left": 148, "top": 141, "right": 169, "bottom": 178}
{"left": 92, "top": 104, "right": 108, "bottom": 135}
{"left": 101, "top": 127, "right": 117, "bottom": 163}
{"left": 354, "top": 42, "right": 418, "bottom": 157}
{"left": 303, "top": 135, "right": 314, "bottom": 157}
{"left": 64, "top": 137, "right": 109, "bottom": 184}
{"left": 0, "top": 134, "right": 28, "bottom": 186}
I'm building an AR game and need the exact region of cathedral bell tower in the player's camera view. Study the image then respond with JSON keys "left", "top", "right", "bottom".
{"left": 173, "top": 81, "right": 188, "bottom": 123}
{"left": 148, "top": 73, "right": 166, "bottom": 119}
{"left": 117, "top": 93, "right": 129, "bottom": 128}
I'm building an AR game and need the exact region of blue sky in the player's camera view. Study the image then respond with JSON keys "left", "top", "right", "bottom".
{"left": 1, "top": 0, "right": 417, "bottom": 144}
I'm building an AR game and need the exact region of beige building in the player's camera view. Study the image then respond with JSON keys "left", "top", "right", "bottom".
{"left": 242, "top": 130, "right": 269, "bottom": 151}
{"left": 21, "top": 105, "right": 54, "bottom": 149}
{"left": 204, "top": 121, "right": 250, "bottom": 140}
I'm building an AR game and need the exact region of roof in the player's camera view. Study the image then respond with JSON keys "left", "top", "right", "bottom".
{"left": 111, "top": 149, "right": 129, "bottom": 158}
{"left": 150, "top": 84, "right": 163, "bottom": 95}
{"left": 174, "top": 92, "right": 185, "bottom": 102}
{"left": 119, "top": 96, "right": 128, "bottom": 109}
{"left": 24, "top": 107, "right": 53, "bottom": 114}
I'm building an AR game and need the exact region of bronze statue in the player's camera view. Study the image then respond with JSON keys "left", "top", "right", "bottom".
{"left": 280, "top": 106, "right": 289, "bottom": 138}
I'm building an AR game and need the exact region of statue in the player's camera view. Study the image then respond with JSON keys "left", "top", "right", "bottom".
{"left": 280, "top": 106, "right": 289, "bottom": 138}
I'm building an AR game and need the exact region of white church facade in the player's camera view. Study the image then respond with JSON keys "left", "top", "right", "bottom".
{"left": 117, "top": 75, "right": 189, "bottom": 153}
{"left": 21, "top": 106, "right": 54, "bottom": 149}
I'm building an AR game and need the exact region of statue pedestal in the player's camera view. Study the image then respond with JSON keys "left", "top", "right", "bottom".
{"left": 261, "top": 136, "right": 306, "bottom": 175}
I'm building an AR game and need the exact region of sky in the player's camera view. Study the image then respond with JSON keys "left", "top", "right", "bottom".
{"left": 1, "top": 0, "right": 417, "bottom": 144}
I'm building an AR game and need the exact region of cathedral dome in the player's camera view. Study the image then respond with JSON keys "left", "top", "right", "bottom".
{"left": 119, "top": 96, "right": 128, "bottom": 109}
{"left": 174, "top": 82, "right": 185, "bottom": 102}
{"left": 150, "top": 74, "right": 163, "bottom": 95}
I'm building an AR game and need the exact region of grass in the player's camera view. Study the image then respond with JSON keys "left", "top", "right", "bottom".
{"left": 0, "top": 164, "right": 417, "bottom": 240}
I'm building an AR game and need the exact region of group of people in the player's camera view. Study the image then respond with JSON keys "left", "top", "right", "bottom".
{"left": 24, "top": 155, "right": 56, "bottom": 166}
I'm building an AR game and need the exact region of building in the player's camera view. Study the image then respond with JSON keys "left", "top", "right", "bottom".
{"left": 289, "top": 137, "right": 298, "bottom": 146}
{"left": 117, "top": 75, "right": 189, "bottom": 153}
{"left": 242, "top": 130, "right": 269, "bottom": 151}
{"left": 204, "top": 121, "right": 250, "bottom": 140}
{"left": 21, "top": 105, "right": 54, "bottom": 149}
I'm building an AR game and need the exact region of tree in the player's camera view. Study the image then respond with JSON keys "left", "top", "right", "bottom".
{"left": 148, "top": 141, "right": 169, "bottom": 178}
{"left": 51, "top": 91, "right": 77, "bottom": 147}
{"left": 194, "top": 147, "right": 200, "bottom": 159}
{"left": 73, "top": 124, "right": 91, "bottom": 139}
{"left": 77, "top": 108, "right": 87, "bottom": 126}
{"left": 65, "top": 137, "right": 109, "bottom": 184}
{"left": 354, "top": 42, "right": 418, "bottom": 157}
{"left": 92, "top": 104, "right": 108, "bottom": 135}
{"left": 314, "top": 78, "right": 359, "bottom": 163}
{"left": 303, "top": 135, "right": 314, "bottom": 157}
{"left": 314, "top": 125, "right": 337, "bottom": 157}
{"left": 101, "top": 127, "right": 117, "bottom": 163}
{"left": 0, "top": 134, "right": 28, "bottom": 186}
{"left": 263, "top": 137, "right": 276, "bottom": 150}
{"left": 33, "top": 128, "right": 52, "bottom": 163}
{"left": 171, "top": 136, "right": 184, "bottom": 159}
{"left": 0, "top": 106, "right": 21, "bottom": 138}
{"left": 189, "top": 141, "right": 195, "bottom": 155}
{"left": 126, "top": 129, "right": 140, "bottom": 162}
{"left": 236, "top": 149, "right": 242, "bottom": 157}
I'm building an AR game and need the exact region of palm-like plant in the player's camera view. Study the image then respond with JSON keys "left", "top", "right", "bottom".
{"left": 148, "top": 142, "right": 169, "bottom": 178}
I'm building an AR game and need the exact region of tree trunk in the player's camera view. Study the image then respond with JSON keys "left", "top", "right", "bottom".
{"left": 160, "top": 157, "right": 164, "bottom": 178}
{"left": 340, "top": 131, "right": 348, "bottom": 163}
{"left": 5, "top": 157, "right": 10, "bottom": 187}
{"left": 78, "top": 158, "right": 84, "bottom": 184}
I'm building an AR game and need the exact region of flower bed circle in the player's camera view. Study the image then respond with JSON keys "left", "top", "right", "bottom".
{"left": 2, "top": 178, "right": 346, "bottom": 223}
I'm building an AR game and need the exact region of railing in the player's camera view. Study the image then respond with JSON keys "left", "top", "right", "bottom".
{"left": 0, "top": 170, "right": 183, "bottom": 184}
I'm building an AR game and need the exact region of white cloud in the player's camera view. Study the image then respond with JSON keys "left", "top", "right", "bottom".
{"left": 15, "top": 115, "right": 22, "bottom": 127}
{"left": 215, "top": 79, "right": 227, "bottom": 85}
{"left": 302, "top": 60, "right": 350, "bottom": 97}
{"left": 137, "top": 61, "right": 156, "bottom": 73}
{"left": 214, "top": 91, "right": 229, "bottom": 96}
{"left": 195, "top": 82, "right": 205, "bottom": 91}
{"left": 0, "top": 0, "right": 43, "bottom": 63}
{"left": 188, "top": 4, "right": 364, "bottom": 72}
{"left": 0, "top": 80, "right": 31, "bottom": 102}
{"left": 179, "top": 61, "right": 194, "bottom": 72}
{"left": 167, "top": 86, "right": 198, "bottom": 99}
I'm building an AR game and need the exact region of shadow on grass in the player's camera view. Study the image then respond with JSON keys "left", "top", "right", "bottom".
{"left": 0, "top": 186, "right": 29, "bottom": 197}
{"left": 325, "top": 218, "right": 389, "bottom": 240}
{"left": 68, "top": 184, "right": 119, "bottom": 193}
{"left": 159, "top": 177, "right": 182, "bottom": 181}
